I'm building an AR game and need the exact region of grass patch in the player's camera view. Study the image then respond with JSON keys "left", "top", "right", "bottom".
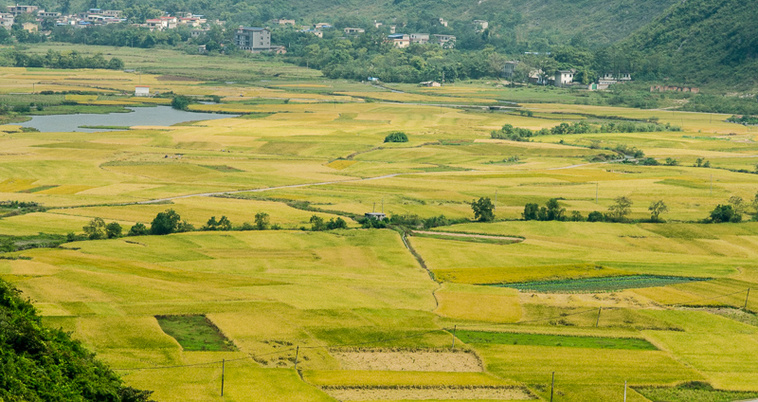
{"left": 198, "top": 165, "right": 245, "bottom": 172}
{"left": 490, "top": 275, "right": 709, "bottom": 293}
{"left": 19, "top": 185, "right": 59, "bottom": 193}
{"left": 155, "top": 315, "right": 236, "bottom": 351}
{"left": 455, "top": 330, "right": 657, "bottom": 350}
{"left": 78, "top": 125, "right": 131, "bottom": 130}
{"left": 635, "top": 381, "right": 758, "bottom": 402}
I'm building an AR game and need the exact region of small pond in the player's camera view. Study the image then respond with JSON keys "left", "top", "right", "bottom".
{"left": 18, "top": 106, "right": 238, "bottom": 132}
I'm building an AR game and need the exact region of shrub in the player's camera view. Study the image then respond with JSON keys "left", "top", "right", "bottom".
{"left": 384, "top": 131, "right": 408, "bottom": 143}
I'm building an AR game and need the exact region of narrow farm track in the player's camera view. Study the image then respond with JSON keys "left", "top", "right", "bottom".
{"left": 411, "top": 230, "right": 524, "bottom": 243}
{"left": 136, "top": 173, "right": 403, "bottom": 204}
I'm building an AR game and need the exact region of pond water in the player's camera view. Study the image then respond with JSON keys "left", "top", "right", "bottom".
{"left": 18, "top": 106, "right": 238, "bottom": 132}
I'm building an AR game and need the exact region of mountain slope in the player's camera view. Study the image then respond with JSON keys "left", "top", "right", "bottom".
{"left": 31, "top": 0, "right": 678, "bottom": 47}
{"left": 620, "top": 0, "right": 758, "bottom": 86}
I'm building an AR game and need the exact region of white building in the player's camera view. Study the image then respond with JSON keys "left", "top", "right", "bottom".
{"left": 234, "top": 26, "right": 271, "bottom": 52}
{"left": 554, "top": 70, "right": 575, "bottom": 87}
{"left": 135, "top": 86, "right": 150, "bottom": 97}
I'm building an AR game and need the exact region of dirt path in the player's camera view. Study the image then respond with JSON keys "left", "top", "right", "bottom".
{"left": 136, "top": 173, "right": 402, "bottom": 204}
{"left": 412, "top": 230, "right": 524, "bottom": 242}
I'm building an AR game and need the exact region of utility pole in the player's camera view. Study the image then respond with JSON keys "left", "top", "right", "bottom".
{"left": 596, "top": 307, "right": 602, "bottom": 328}
{"left": 623, "top": 380, "right": 627, "bottom": 402}
{"left": 745, "top": 288, "right": 751, "bottom": 310}
{"left": 294, "top": 346, "right": 300, "bottom": 370}
{"left": 550, "top": 372, "right": 555, "bottom": 402}
{"left": 595, "top": 182, "right": 598, "bottom": 203}
{"left": 451, "top": 325, "right": 457, "bottom": 349}
{"left": 220, "top": 359, "right": 225, "bottom": 396}
{"left": 495, "top": 190, "right": 498, "bottom": 210}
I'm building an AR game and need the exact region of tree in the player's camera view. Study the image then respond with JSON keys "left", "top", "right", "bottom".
{"left": 664, "top": 158, "right": 679, "bottom": 166}
{"left": 523, "top": 203, "right": 539, "bottom": 220}
{"left": 607, "top": 196, "right": 633, "bottom": 222}
{"left": 150, "top": 209, "right": 181, "bottom": 235}
{"left": 471, "top": 197, "right": 495, "bottom": 222}
{"left": 587, "top": 211, "right": 605, "bottom": 222}
{"left": 384, "top": 131, "right": 408, "bottom": 143}
{"left": 569, "top": 211, "right": 584, "bottom": 221}
{"left": 310, "top": 215, "right": 326, "bottom": 231}
{"left": 83, "top": 217, "right": 107, "bottom": 240}
{"left": 105, "top": 222, "right": 122, "bottom": 238}
{"left": 171, "top": 95, "right": 192, "bottom": 110}
{"left": 128, "top": 223, "right": 149, "bottom": 236}
{"left": 728, "top": 196, "right": 745, "bottom": 214}
{"left": 326, "top": 217, "right": 348, "bottom": 230}
{"left": 545, "top": 198, "right": 566, "bottom": 221}
{"left": 709, "top": 204, "right": 741, "bottom": 223}
{"left": 648, "top": 200, "right": 668, "bottom": 222}
{"left": 254, "top": 212, "right": 270, "bottom": 230}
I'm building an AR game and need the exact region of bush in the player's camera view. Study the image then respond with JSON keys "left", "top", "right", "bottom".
{"left": 171, "top": 95, "right": 192, "bottom": 111}
{"left": 150, "top": 209, "right": 182, "bottom": 235}
{"left": 587, "top": 211, "right": 605, "bottom": 222}
{"left": 128, "top": 223, "right": 149, "bottom": 236}
{"left": 709, "top": 204, "right": 741, "bottom": 223}
{"left": 384, "top": 131, "right": 408, "bottom": 142}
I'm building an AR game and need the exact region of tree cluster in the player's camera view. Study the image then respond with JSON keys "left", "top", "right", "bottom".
{"left": 309, "top": 215, "right": 347, "bottom": 231}
{"left": 12, "top": 50, "right": 124, "bottom": 70}
{"left": 491, "top": 120, "right": 680, "bottom": 142}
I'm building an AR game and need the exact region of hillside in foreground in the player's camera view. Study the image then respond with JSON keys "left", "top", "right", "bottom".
{"left": 0, "top": 279, "right": 153, "bottom": 402}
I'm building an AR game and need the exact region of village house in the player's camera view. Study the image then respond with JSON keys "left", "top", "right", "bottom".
{"left": 388, "top": 33, "right": 410, "bottom": 48}
{"left": 37, "top": 11, "right": 60, "bottom": 18}
{"left": 432, "top": 34, "right": 456, "bottom": 48}
{"left": 343, "top": 27, "right": 364, "bottom": 34}
{"left": 473, "top": 20, "right": 488, "bottom": 32}
{"left": 438, "top": 18, "right": 448, "bottom": 27}
{"left": 21, "top": 21, "right": 37, "bottom": 32}
{"left": 7, "top": 5, "right": 37, "bottom": 16}
{"left": 420, "top": 81, "right": 441, "bottom": 87}
{"left": 0, "top": 14, "right": 14, "bottom": 30}
{"left": 234, "top": 26, "right": 271, "bottom": 52}
{"left": 409, "top": 33, "right": 429, "bottom": 44}
{"left": 503, "top": 61, "right": 519, "bottom": 79}
{"left": 272, "top": 18, "right": 295, "bottom": 25}
{"left": 315, "top": 22, "right": 332, "bottom": 29}
{"left": 365, "top": 212, "right": 387, "bottom": 220}
{"left": 554, "top": 70, "right": 575, "bottom": 87}
{"left": 373, "top": 20, "right": 382, "bottom": 28}
{"left": 135, "top": 86, "right": 150, "bottom": 97}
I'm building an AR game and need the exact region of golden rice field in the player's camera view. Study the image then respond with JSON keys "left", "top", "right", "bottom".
{"left": 2, "top": 48, "right": 758, "bottom": 401}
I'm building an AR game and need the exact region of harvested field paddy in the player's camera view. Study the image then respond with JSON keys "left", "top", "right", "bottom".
{"left": 321, "top": 385, "right": 535, "bottom": 401}
{"left": 330, "top": 349, "right": 483, "bottom": 372}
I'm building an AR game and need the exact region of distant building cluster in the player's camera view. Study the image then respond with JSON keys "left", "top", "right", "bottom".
{"left": 387, "top": 33, "right": 456, "bottom": 48}
{"left": 503, "top": 60, "right": 633, "bottom": 90}
{"left": 2, "top": 4, "right": 223, "bottom": 35}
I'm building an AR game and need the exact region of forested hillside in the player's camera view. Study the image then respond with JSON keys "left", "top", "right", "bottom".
{"left": 0, "top": 279, "right": 153, "bottom": 402}
{"left": 18, "top": 0, "right": 678, "bottom": 49}
{"left": 619, "top": 0, "right": 758, "bottom": 86}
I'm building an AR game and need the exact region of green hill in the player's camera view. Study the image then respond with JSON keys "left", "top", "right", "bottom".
{"left": 619, "top": 0, "right": 758, "bottom": 87}
{"left": 25, "top": 0, "right": 677, "bottom": 48}
{"left": 0, "top": 279, "right": 153, "bottom": 402}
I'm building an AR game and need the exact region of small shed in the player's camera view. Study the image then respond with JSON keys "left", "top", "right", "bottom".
{"left": 420, "top": 81, "right": 441, "bottom": 87}
{"left": 135, "top": 86, "right": 150, "bottom": 97}
{"left": 365, "top": 212, "right": 387, "bottom": 220}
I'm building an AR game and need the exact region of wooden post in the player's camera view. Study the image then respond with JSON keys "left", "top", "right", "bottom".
{"left": 623, "top": 380, "right": 627, "bottom": 402}
{"left": 452, "top": 325, "right": 457, "bottom": 349}
{"left": 294, "top": 346, "right": 300, "bottom": 370}
{"left": 550, "top": 372, "right": 555, "bottom": 402}
{"left": 221, "top": 359, "right": 225, "bottom": 396}
{"left": 595, "top": 307, "right": 602, "bottom": 328}
{"left": 745, "top": 288, "right": 751, "bottom": 310}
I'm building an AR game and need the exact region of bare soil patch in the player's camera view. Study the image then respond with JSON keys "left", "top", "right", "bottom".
{"left": 156, "top": 75, "right": 201, "bottom": 82}
{"left": 331, "top": 349, "right": 483, "bottom": 372}
{"left": 324, "top": 386, "right": 534, "bottom": 401}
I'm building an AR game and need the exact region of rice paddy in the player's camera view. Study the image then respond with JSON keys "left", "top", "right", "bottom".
{"left": 2, "top": 45, "right": 758, "bottom": 400}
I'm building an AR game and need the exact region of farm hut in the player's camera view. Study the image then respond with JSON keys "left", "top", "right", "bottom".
{"left": 365, "top": 212, "right": 387, "bottom": 220}
{"left": 135, "top": 86, "right": 150, "bottom": 97}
